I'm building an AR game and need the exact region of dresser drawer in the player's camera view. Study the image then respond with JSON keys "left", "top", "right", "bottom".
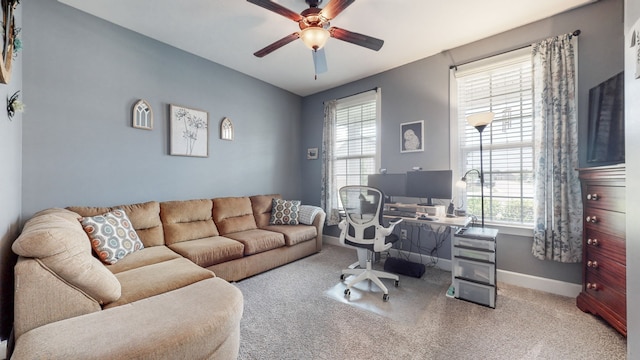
{"left": 584, "top": 229, "right": 625, "bottom": 264}
{"left": 584, "top": 249, "right": 626, "bottom": 291}
{"left": 583, "top": 184, "right": 625, "bottom": 213}
{"left": 584, "top": 208, "right": 626, "bottom": 239}
{"left": 583, "top": 271, "right": 626, "bottom": 318}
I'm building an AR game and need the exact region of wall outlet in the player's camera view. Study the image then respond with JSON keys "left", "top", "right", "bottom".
{"left": 400, "top": 229, "right": 407, "bottom": 240}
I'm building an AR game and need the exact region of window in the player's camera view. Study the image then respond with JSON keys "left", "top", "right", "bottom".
{"left": 452, "top": 49, "right": 534, "bottom": 226}
{"left": 332, "top": 90, "right": 381, "bottom": 191}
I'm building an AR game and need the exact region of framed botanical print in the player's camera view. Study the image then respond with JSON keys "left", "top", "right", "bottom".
{"left": 169, "top": 104, "right": 209, "bottom": 157}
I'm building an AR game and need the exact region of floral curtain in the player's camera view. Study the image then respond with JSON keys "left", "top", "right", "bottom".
{"left": 531, "top": 34, "right": 583, "bottom": 262}
{"left": 321, "top": 100, "right": 341, "bottom": 226}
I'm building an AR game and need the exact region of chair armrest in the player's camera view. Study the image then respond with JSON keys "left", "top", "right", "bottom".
{"left": 378, "top": 218, "right": 403, "bottom": 236}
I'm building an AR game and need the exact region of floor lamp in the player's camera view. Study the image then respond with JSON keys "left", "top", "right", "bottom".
{"left": 465, "top": 112, "right": 494, "bottom": 228}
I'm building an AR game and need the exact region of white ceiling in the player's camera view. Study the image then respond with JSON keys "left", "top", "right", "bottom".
{"left": 58, "top": 0, "right": 594, "bottom": 96}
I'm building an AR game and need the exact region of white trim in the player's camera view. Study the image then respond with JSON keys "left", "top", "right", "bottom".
{"left": 323, "top": 235, "right": 580, "bottom": 297}
{"left": 497, "top": 269, "right": 582, "bottom": 298}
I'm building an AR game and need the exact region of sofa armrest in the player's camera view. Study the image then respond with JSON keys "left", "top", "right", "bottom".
{"left": 311, "top": 209, "right": 326, "bottom": 252}
{"left": 12, "top": 277, "right": 243, "bottom": 360}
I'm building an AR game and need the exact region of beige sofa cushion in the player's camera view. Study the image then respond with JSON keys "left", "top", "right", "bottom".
{"left": 12, "top": 208, "right": 121, "bottom": 305}
{"left": 262, "top": 224, "right": 318, "bottom": 246}
{"left": 168, "top": 236, "right": 244, "bottom": 267}
{"left": 213, "top": 197, "right": 258, "bottom": 235}
{"left": 68, "top": 201, "right": 165, "bottom": 247}
{"left": 224, "top": 229, "right": 285, "bottom": 255}
{"left": 106, "top": 246, "right": 183, "bottom": 274}
{"left": 106, "top": 257, "right": 215, "bottom": 309}
{"left": 250, "top": 194, "right": 281, "bottom": 228}
{"left": 161, "top": 199, "right": 219, "bottom": 245}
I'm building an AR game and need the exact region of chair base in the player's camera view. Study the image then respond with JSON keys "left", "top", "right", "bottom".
{"left": 341, "top": 258, "right": 399, "bottom": 301}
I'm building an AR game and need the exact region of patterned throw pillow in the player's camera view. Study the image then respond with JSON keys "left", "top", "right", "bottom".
{"left": 80, "top": 209, "right": 144, "bottom": 264}
{"left": 269, "top": 199, "right": 301, "bottom": 225}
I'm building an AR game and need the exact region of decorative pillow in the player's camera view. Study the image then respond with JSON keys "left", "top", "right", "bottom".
{"left": 269, "top": 199, "right": 301, "bottom": 225}
{"left": 298, "top": 205, "right": 322, "bottom": 225}
{"left": 80, "top": 209, "right": 144, "bottom": 264}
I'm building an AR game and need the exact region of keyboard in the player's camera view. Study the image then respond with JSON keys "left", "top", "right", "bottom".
{"left": 383, "top": 210, "right": 416, "bottom": 218}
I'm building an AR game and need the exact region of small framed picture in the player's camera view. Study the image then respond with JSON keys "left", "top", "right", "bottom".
{"left": 400, "top": 120, "right": 424, "bottom": 153}
{"left": 132, "top": 99, "right": 153, "bottom": 130}
{"left": 307, "top": 147, "right": 319, "bottom": 160}
{"left": 169, "top": 104, "right": 209, "bottom": 157}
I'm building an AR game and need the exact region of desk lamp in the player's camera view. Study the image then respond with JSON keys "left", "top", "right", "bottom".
{"left": 461, "top": 112, "right": 494, "bottom": 227}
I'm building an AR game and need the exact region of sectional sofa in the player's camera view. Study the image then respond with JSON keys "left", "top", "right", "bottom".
{"left": 10, "top": 194, "right": 325, "bottom": 359}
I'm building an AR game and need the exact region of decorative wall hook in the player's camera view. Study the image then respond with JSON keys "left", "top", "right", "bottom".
{"left": 7, "top": 90, "right": 24, "bottom": 120}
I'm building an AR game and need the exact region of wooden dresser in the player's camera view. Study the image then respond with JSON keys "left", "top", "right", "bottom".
{"left": 576, "top": 165, "right": 626, "bottom": 336}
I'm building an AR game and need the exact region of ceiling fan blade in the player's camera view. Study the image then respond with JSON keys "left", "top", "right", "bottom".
{"left": 320, "top": 0, "right": 355, "bottom": 20}
{"left": 329, "top": 27, "right": 384, "bottom": 51}
{"left": 312, "top": 48, "right": 328, "bottom": 75}
{"left": 247, "top": 0, "right": 303, "bottom": 22}
{"left": 254, "top": 32, "right": 300, "bottom": 57}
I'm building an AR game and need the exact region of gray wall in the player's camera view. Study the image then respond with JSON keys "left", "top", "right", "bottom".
{"left": 0, "top": 3, "right": 22, "bottom": 340}
{"left": 301, "top": 0, "right": 624, "bottom": 284}
{"left": 21, "top": 0, "right": 303, "bottom": 219}
{"left": 625, "top": 0, "right": 639, "bottom": 356}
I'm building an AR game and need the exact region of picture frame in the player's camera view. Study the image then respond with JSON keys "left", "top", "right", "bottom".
{"left": 307, "top": 147, "right": 318, "bottom": 160}
{"left": 400, "top": 120, "right": 424, "bottom": 153}
{"left": 132, "top": 99, "right": 153, "bottom": 130}
{"left": 220, "top": 117, "right": 234, "bottom": 140}
{"left": 169, "top": 104, "right": 209, "bottom": 157}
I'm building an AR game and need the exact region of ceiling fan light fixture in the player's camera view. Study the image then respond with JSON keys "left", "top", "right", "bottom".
{"left": 300, "top": 26, "right": 330, "bottom": 51}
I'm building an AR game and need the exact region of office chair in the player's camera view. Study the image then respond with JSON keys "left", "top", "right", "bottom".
{"left": 338, "top": 186, "right": 403, "bottom": 301}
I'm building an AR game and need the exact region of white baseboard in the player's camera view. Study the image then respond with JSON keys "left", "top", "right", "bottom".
{"left": 323, "top": 236, "right": 581, "bottom": 298}
{"left": 1, "top": 339, "right": 6, "bottom": 360}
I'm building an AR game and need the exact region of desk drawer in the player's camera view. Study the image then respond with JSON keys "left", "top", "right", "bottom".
{"left": 453, "top": 247, "right": 496, "bottom": 262}
{"left": 453, "top": 236, "right": 495, "bottom": 251}
{"left": 453, "top": 257, "right": 495, "bottom": 284}
{"left": 454, "top": 278, "right": 496, "bottom": 308}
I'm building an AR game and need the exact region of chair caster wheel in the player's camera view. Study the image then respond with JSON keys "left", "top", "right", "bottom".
{"left": 383, "top": 294, "right": 389, "bottom": 302}
{"left": 394, "top": 280, "right": 400, "bottom": 287}
{"left": 340, "top": 274, "right": 346, "bottom": 281}
{"left": 344, "top": 289, "right": 351, "bottom": 297}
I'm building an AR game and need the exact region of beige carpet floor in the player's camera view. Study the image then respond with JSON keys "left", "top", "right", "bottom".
{"left": 234, "top": 244, "right": 626, "bottom": 360}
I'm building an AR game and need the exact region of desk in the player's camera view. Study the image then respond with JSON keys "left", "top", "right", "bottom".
{"left": 351, "top": 215, "right": 472, "bottom": 270}
{"left": 383, "top": 214, "right": 471, "bottom": 228}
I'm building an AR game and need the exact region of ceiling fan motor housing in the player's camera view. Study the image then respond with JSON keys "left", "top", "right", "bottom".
{"left": 305, "top": 0, "right": 323, "bottom": 7}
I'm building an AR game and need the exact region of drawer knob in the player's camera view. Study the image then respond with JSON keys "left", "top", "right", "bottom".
{"left": 587, "top": 238, "right": 599, "bottom": 246}
{"left": 586, "top": 282, "right": 599, "bottom": 291}
{"left": 586, "top": 193, "right": 599, "bottom": 201}
{"left": 585, "top": 216, "right": 598, "bottom": 223}
{"left": 587, "top": 260, "right": 599, "bottom": 269}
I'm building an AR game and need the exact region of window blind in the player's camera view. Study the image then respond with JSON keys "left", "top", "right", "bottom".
{"left": 333, "top": 90, "right": 379, "bottom": 190}
{"left": 454, "top": 49, "right": 534, "bottom": 225}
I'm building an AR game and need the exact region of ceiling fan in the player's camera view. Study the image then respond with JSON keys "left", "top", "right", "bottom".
{"left": 247, "top": 0, "right": 384, "bottom": 77}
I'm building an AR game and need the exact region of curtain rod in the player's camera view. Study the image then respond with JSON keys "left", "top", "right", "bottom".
{"left": 323, "top": 87, "right": 379, "bottom": 104}
{"left": 448, "top": 29, "right": 581, "bottom": 70}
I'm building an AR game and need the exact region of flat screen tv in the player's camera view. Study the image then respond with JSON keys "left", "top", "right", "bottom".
{"left": 587, "top": 72, "right": 624, "bottom": 165}
{"left": 367, "top": 173, "right": 406, "bottom": 201}
{"left": 405, "top": 170, "right": 453, "bottom": 206}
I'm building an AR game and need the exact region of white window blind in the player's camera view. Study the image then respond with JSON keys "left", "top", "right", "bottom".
{"left": 453, "top": 49, "right": 534, "bottom": 225}
{"left": 333, "top": 90, "right": 380, "bottom": 191}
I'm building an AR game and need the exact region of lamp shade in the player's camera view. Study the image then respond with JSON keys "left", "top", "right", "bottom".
{"left": 300, "top": 27, "right": 330, "bottom": 50}
{"left": 466, "top": 112, "right": 495, "bottom": 127}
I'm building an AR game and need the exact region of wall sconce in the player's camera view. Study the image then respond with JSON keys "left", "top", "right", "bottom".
{"left": 7, "top": 90, "right": 24, "bottom": 120}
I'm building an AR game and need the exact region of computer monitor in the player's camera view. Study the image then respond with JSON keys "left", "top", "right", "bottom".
{"left": 405, "top": 170, "right": 453, "bottom": 206}
{"left": 367, "top": 173, "right": 406, "bottom": 202}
